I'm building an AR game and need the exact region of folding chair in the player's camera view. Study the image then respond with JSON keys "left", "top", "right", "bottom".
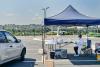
{"left": 81, "top": 45, "right": 92, "bottom": 56}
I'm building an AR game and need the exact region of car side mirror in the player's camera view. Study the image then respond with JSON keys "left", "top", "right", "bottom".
{"left": 17, "top": 39, "right": 21, "bottom": 43}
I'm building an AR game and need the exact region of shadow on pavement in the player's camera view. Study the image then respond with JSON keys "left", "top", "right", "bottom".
{"left": 0, "top": 58, "right": 36, "bottom": 67}
{"left": 68, "top": 53, "right": 100, "bottom": 65}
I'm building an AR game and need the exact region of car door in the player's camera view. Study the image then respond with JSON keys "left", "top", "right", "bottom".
{"left": 4, "top": 32, "right": 22, "bottom": 58}
{"left": 0, "top": 31, "right": 9, "bottom": 61}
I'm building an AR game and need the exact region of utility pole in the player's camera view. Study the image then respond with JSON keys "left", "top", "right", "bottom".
{"left": 42, "top": 7, "right": 49, "bottom": 18}
{"left": 41, "top": 7, "right": 49, "bottom": 64}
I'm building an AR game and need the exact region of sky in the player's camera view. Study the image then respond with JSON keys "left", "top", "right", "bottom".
{"left": 0, "top": 0, "right": 100, "bottom": 25}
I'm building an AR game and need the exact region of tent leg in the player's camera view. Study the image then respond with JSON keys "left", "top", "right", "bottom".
{"left": 96, "top": 25, "right": 98, "bottom": 36}
{"left": 86, "top": 25, "right": 89, "bottom": 47}
{"left": 86, "top": 26, "right": 89, "bottom": 40}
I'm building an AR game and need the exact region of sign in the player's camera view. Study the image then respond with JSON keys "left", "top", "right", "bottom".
{"left": 95, "top": 43, "right": 100, "bottom": 49}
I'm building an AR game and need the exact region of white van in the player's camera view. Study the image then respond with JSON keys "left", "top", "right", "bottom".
{"left": 0, "top": 30, "right": 26, "bottom": 64}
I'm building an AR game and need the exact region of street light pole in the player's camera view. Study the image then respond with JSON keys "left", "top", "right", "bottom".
{"left": 42, "top": 7, "right": 49, "bottom": 18}
{"left": 41, "top": 7, "right": 49, "bottom": 64}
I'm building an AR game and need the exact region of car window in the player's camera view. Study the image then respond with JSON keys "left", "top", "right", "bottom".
{"left": 0, "top": 32, "right": 7, "bottom": 43}
{"left": 5, "top": 32, "right": 16, "bottom": 43}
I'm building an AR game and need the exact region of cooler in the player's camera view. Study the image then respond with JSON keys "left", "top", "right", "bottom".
{"left": 87, "top": 39, "right": 91, "bottom": 48}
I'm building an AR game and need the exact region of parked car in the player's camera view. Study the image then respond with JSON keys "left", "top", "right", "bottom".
{"left": 0, "top": 30, "right": 26, "bottom": 64}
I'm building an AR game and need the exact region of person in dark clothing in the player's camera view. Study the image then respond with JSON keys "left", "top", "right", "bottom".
{"left": 74, "top": 46, "right": 78, "bottom": 55}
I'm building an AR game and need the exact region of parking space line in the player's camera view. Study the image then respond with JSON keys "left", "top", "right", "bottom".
{"left": 54, "top": 60, "right": 97, "bottom": 62}
{"left": 70, "top": 60, "right": 97, "bottom": 61}
{"left": 27, "top": 49, "right": 41, "bottom": 50}
{"left": 26, "top": 53, "right": 39, "bottom": 54}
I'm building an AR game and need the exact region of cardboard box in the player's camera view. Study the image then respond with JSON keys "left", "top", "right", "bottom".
{"left": 45, "top": 60, "right": 54, "bottom": 67}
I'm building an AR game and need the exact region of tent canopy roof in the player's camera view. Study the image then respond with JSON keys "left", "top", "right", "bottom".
{"left": 44, "top": 5, "right": 100, "bottom": 26}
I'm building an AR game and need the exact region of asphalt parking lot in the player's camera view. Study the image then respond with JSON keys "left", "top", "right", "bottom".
{"left": 0, "top": 36, "right": 100, "bottom": 67}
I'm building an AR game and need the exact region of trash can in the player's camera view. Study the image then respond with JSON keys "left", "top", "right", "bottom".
{"left": 50, "top": 51, "right": 55, "bottom": 59}
{"left": 87, "top": 40, "right": 91, "bottom": 48}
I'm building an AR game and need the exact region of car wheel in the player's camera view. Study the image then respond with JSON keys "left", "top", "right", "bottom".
{"left": 20, "top": 48, "right": 26, "bottom": 61}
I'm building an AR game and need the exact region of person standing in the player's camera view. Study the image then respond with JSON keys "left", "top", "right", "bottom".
{"left": 74, "top": 34, "right": 83, "bottom": 56}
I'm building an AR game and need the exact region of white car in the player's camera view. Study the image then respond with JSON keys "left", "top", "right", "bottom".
{"left": 0, "top": 30, "right": 26, "bottom": 64}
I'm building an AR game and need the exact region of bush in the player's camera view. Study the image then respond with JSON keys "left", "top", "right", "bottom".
{"left": 89, "top": 32, "right": 100, "bottom": 37}
{"left": 89, "top": 32, "right": 95, "bottom": 37}
{"left": 65, "top": 32, "right": 73, "bottom": 35}
{"left": 94, "top": 33, "right": 100, "bottom": 37}
{"left": 46, "top": 32, "right": 57, "bottom": 35}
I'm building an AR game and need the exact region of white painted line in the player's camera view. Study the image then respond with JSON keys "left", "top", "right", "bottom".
{"left": 54, "top": 60, "right": 97, "bottom": 62}
{"left": 26, "top": 53, "right": 39, "bottom": 54}
{"left": 33, "top": 38, "right": 48, "bottom": 41}
{"left": 26, "top": 49, "right": 39, "bottom": 50}
{"left": 70, "top": 60, "right": 97, "bottom": 62}
{"left": 33, "top": 38, "right": 42, "bottom": 41}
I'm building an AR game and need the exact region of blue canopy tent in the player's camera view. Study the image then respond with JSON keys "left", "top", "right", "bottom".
{"left": 42, "top": 5, "right": 100, "bottom": 60}
{"left": 44, "top": 5, "right": 100, "bottom": 41}
{"left": 44, "top": 5, "right": 100, "bottom": 26}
